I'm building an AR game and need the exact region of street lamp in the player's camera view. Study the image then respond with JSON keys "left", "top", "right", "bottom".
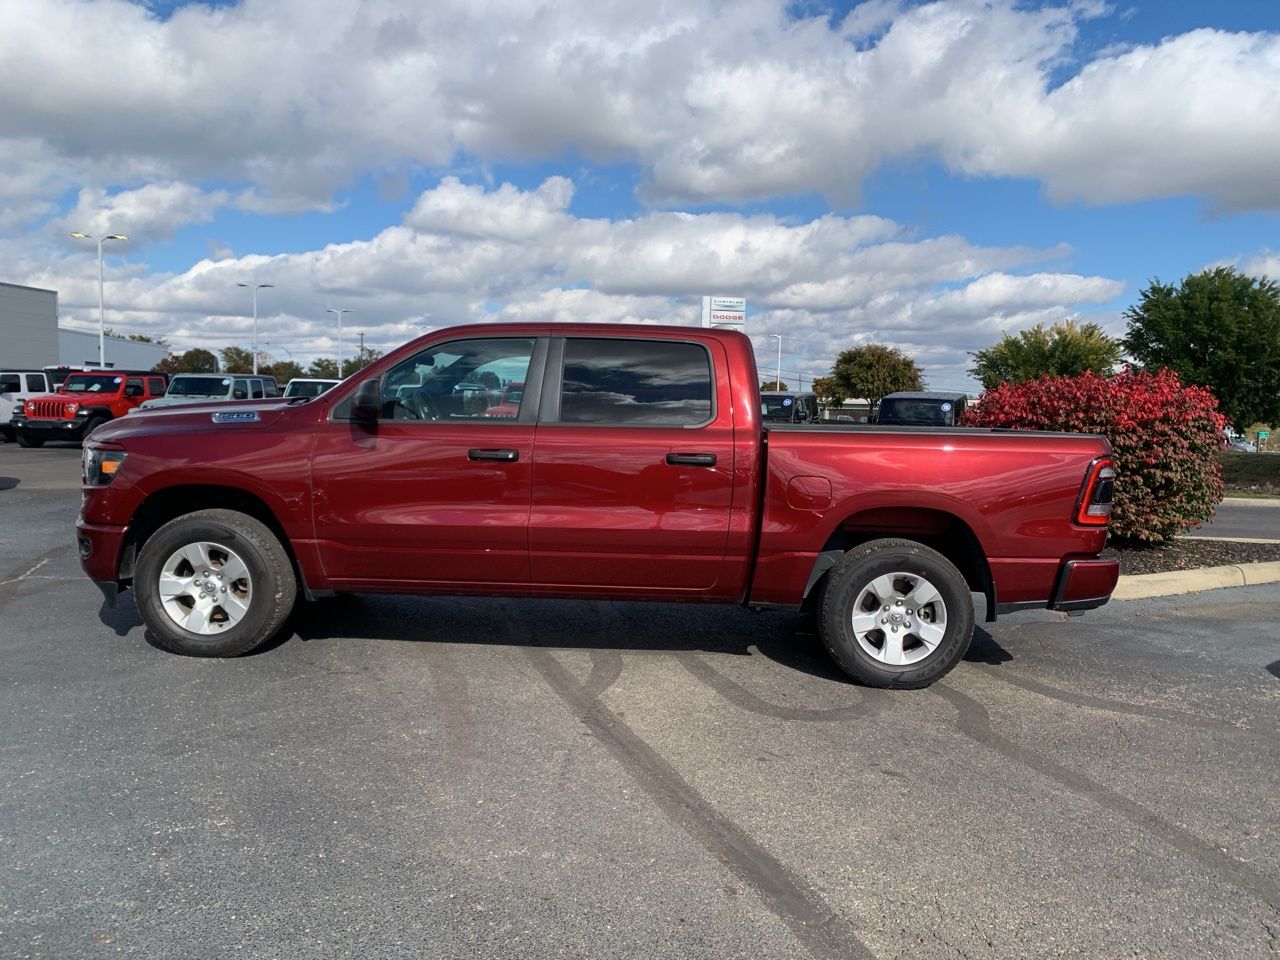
{"left": 326, "top": 308, "right": 353, "bottom": 377}
{"left": 69, "top": 232, "right": 128, "bottom": 369}
{"left": 236, "top": 283, "right": 274, "bottom": 374}
{"left": 769, "top": 334, "right": 783, "bottom": 390}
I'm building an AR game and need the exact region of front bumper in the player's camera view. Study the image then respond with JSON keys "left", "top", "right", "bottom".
{"left": 13, "top": 416, "right": 90, "bottom": 441}
{"left": 76, "top": 517, "right": 130, "bottom": 605}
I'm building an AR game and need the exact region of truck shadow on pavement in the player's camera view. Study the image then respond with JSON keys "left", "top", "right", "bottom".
{"left": 0, "top": 476, "right": 18, "bottom": 491}
{"left": 102, "top": 588, "right": 1017, "bottom": 685}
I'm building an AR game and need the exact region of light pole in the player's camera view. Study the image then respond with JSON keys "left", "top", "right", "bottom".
{"left": 236, "top": 283, "right": 274, "bottom": 374}
{"left": 769, "top": 334, "right": 783, "bottom": 390}
{"left": 69, "top": 232, "right": 127, "bottom": 369}
{"left": 327, "top": 308, "right": 352, "bottom": 377}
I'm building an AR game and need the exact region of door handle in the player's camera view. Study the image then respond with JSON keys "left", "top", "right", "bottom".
{"left": 666, "top": 452, "right": 717, "bottom": 467}
{"left": 469, "top": 448, "right": 519, "bottom": 462}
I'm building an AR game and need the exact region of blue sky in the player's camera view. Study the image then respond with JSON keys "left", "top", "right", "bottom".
{"left": 2, "top": 0, "right": 1278, "bottom": 390}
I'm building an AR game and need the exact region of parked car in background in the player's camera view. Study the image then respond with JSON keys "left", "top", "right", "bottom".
{"left": 78, "top": 322, "right": 1119, "bottom": 690}
{"left": 0, "top": 370, "right": 53, "bottom": 441}
{"left": 1227, "top": 436, "right": 1258, "bottom": 453}
{"left": 761, "top": 390, "right": 820, "bottom": 424}
{"left": 483, "top": 381, "right": 524, "bottom": 419}
{"left": 11, "top": 371, "right": 167, "bottom": 446}
{"left": 876, "top": 391, "right": 969, "bottom": 427}
{"left": 138, "top": 373, "right": 273, "bottom": 411}
{"left": 283, "top": 378, "right": 340, "bottom": 398}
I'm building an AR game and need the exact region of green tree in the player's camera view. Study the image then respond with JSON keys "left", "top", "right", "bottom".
{"left": 829, "top": 344, "right": 924, "bottom": 415}
{"left": 810, "top": 375, "right": 846, "bottom": 408}
{"left": 760, "top": 380, "right": 786, "bottom": 391}
{"left": 262, "top": 360, "right": 304, "bottom": 383}
{"left": 219, "top": 346, "right": 254, "bottom": 373}
{"left": 969, "top": 319, "right": 1122, "bottom": 391}
{"left": 308, "top": 357, "right": 340, "bottom": 379}
{"left": 343, "top": 345, "right": 383, "bottom": 377}
{"left": 154, "top": 348, "right": 218, "bottom": 374}
{"left": 1123, "top": 267, "right": 1280, "bottom": 430}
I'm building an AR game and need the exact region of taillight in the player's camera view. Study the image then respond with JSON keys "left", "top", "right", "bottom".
{"left": 1075, "top": 458, "right": 1115, "bottom": 526}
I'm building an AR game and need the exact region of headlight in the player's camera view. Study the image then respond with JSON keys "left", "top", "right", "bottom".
{"left": 66, "top": 402, "right": 79, "bottom": 415}
{"left": 82, "top": 447, "right": 126, "bottom": 486}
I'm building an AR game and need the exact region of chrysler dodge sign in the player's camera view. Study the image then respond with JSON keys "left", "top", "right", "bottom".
{"left": 701, "top": 295, "right": 746, "bottom": 329}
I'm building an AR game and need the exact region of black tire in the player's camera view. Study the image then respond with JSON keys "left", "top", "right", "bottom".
{"left": 15, "top": 432, "right": 43, "bottom": 448}
{"left": 134, "top": 509, "right": 297, "bottom": 657}
{"left": 82, "top": 415, "right": 107, "bottom": 439}
{"left": 818, "top": 538, "right": 974, "bottom": 689}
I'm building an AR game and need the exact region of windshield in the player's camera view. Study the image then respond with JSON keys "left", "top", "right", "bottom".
{"left": 761, "top": 395, "right": 798, "bottom": 421}
{"left": 62, "top": 374, "right": 122, "bottom": 393}
{"left": 878, "top": 399, "right": 954, "bottom": 425}
{"left": 284, "top": 381, "right": 333, "bottom": 397}
{"left": 169, "top": 376, "right": 232, "bottom": 397}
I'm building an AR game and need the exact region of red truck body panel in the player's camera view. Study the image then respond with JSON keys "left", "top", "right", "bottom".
{"left": 78, "top": 323, "right": 1116, "bottom": 621}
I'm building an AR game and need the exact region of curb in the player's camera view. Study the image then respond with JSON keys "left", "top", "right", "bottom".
{"left": 1221, "top": 497, "right": 1280, "bottom": 507}
{"left": 1113, "top": 561, "right": 1280, "bottom": 601}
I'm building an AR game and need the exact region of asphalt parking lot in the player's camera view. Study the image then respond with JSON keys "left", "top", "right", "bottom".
{"left": 2, "top": 443, "right": 1278, "bottom": 959}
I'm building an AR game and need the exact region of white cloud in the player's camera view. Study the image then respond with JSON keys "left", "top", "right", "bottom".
{"left": 1237, "top": 248, "right": 1280, "bottom": 281}
{"left": 0, "top": 0, "right": 1277, "bottom": 221}
{"left": 52, "top": 182, "right": 231, "bottom": 246}
{"left": 19, "top": 177, "right": 1122, "bottom": 390}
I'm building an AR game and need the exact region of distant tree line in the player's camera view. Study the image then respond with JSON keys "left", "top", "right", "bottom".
{"left": 152, "top": 344, "right": 383, "bottom": 382}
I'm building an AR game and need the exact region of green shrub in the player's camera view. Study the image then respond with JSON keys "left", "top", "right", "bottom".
{"left": 964, "top": 368, "right": 1226, "bottom": 544}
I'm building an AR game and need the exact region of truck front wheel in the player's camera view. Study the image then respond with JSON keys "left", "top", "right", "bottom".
{"left": 133, "top": 509, "right": 297, "bottom": 657}
{"left": 818, "top": 538, "right": 974, "bottom": 689}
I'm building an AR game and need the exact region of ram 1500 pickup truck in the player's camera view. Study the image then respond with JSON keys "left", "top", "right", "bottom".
{"left": 77, "top": 323, "right": 1118, "bottom": 688}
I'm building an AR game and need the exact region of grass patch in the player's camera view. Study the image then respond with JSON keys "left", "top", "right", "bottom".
{"left": 1219, "top": 451, "right": 1280, "bottom": 496}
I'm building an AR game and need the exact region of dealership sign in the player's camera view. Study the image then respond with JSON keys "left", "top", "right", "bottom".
{"left": 701, "top": 295, "right": 746, "bottom": 329}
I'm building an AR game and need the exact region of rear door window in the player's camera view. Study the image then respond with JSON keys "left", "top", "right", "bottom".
{"left": 558, "top": 339, "right": 713, "bottom": 426}
{"left": 250, "top": 379, "right": 265, "bottom": 399}
{"left": 148, "top": 377, "right": 165, "bottom": 395}
{"left": 26, "top": 374, "right": 46, "bottom": 392}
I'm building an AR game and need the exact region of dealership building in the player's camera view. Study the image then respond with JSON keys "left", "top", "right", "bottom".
{"left": 1, "top": 280, "right": 166, "bottom": 371}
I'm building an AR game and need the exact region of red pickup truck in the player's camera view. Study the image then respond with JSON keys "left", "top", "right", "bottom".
{"left": 77, "top": 323, "right": 1118, "bottom": 688}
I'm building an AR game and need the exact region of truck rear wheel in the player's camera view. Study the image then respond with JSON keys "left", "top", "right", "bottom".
{"left": 818, "top": 538, "right": 973, "bottom": 689}
{"left": 134, "top": 509, "right": 297, "bottom": 657}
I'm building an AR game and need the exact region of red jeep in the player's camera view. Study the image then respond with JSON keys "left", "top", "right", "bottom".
{"left": 11, "top": 371, "right": 167, "bottom": 447}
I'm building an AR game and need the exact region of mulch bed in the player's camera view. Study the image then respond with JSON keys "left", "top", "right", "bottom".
{"left": 1105, "top": 537, "right": 1280, "bottom": 576}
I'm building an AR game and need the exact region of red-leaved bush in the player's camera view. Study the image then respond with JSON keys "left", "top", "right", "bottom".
{"left": 963, "top": 368, "right": 1226, "bottom": 544}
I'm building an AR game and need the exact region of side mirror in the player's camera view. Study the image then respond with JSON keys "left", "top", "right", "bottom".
{"left": 351, "top": 378, "right": 381, "bottom": 422}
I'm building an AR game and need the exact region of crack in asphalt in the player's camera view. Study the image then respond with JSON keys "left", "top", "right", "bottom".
{"left": 934, "top": 683, "right": 1280, "bottom": 910}
{"left": 525, "top": 646, "right": 874, "bottom": 960}
{"left": 679, "top": 652, "right": 889, "bottom": 723}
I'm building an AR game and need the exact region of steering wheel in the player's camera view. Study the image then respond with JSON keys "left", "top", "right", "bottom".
{"left": 398, "top": 389, "right": 441, "bottom": 421}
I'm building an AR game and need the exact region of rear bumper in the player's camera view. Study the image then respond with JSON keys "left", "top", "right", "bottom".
{"left": 13, "top": 416, "right": 90, "bottom": 441}
{"left": 1051, "top": 558, "right": 1120, "bottom": 612}
{"left": 994, "top": 557, "right": 1119, "bottom": 616}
